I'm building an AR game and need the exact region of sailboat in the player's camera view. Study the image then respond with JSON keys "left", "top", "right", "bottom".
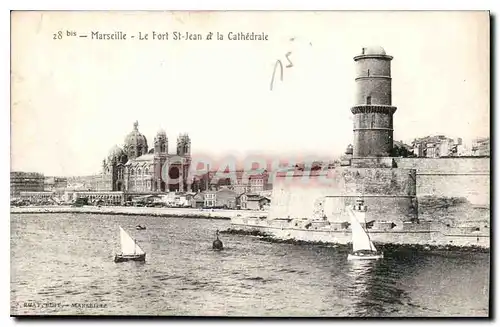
{"left": 347, "top": 198, "right": 383, "bottom": 261}
{"left": 114, "top": 226, "right": 146, "bottom": 263}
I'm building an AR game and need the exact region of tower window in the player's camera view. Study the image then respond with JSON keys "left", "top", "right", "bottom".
{"left": 367, "top": 69, "right": 370, "bottom": 77}
{"left": 366, "top": 96, "right": 372, "bottom": 105}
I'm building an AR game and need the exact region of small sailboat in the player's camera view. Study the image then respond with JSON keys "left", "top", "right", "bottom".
{"left": 347, "top": 199, "right": 383, "bottom": 261}
{"left": 114, "top": 226, "right": 146, "bottom": 263}
{"left": 212, "top": 230, "right": 223, "bottom": 250}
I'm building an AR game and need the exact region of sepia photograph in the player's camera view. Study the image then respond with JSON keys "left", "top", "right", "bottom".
{"left": 10, "top": 10, "right": 490, "bottom": 317}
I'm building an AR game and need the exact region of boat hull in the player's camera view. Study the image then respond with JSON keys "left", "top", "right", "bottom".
{"left": 347, "top": 253, "right": 383, "bottom": 261}
{"left": 114, "top": 253, "right": 146, "bottom": 263}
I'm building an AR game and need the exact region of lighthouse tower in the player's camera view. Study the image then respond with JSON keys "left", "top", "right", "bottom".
{"left": 351, "top": 46, "right": 397, "bottom": 165}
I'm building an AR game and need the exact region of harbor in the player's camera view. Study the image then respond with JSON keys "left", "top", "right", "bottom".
{"left": 9, "top": 11, "right": 490, "bottom": 317}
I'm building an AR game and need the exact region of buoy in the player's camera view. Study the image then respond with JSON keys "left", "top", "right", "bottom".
{"left": 213, "top": 230, "right": 223, "bottom": 250}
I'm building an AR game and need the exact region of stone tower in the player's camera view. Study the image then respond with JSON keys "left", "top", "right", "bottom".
{"left": 153, "top": 129, "right": 168, "bottom": 192}
{"left": 176, "top": 134, "right": 191, "bottom": 156}
{"left": 351, "top": 46, "right": 397, "bottom": 160}
{"left": 154, "top": 129, "right": 168, "bottom": 154}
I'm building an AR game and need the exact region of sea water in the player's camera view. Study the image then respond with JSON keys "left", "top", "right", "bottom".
{"left": 10, "top": 213, "right": 489, "bottom": 317}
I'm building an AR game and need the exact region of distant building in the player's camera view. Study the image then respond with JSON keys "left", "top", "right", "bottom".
{"left": 411, "top": 135, "right": 462, "bottom": 158}
{"left": 232, "top": 171, "right": 271, "bottom": 194}
{"left": 44, "top": 176, "right": 68, "bottom": 191}
{"left": 69, "top": 191, "right": 125, "bottom": 206}
{"left": 238, "top": 192, "right": 271, "bottom": 210}
{"left": 66, "top": 175, "right": 103, "bottom": 191}
{"left": 216, "top": 188, "right": 238, "bottom": 209}
{"left": 191, "top": 192, "right": 205, "bottom": 208}
{"left": 204, "top": 191, "right": 217, "bottom": 208}
{"left": 236, "top": 192, "right": 248, "bottom": 209}
{"left": 100, "top": 121, "right": 192, "bottom": 193}
{"left": 11, "top": 172, "right": 45, "bottom": 197}
{"left": 412, "top": 135, "right": 489, "bottom": 158}
{"left": 19, "top": 191, "right": 55, "bottom": 204}
{"left": 457, "top": 143, "right": 472, "bottom": 156}
{"left": 472, "top": 137, "right": 490, "bottom": 156}
{"left": 413, "top": 142, "right": 425, "bottom": 157}
{"left": 426, "top": 143, "right": 437, "bottom": 158}
{"left": 246, "top": 194, "right": 271, "bottom": 211}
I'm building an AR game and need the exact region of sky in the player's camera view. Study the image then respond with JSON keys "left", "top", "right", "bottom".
{"left": 10, "top": 11, "right": 490, "bottom": 176}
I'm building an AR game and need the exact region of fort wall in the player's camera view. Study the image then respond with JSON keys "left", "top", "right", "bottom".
{"left": 269, "top": 167, "right": 417, "bottom": 223}
{"left": 394, "top": 157, "right": 490, "bottom": 222}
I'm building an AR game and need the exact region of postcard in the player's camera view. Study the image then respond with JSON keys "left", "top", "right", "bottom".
{"left": 10, "top": 11, "right": 490, "bottom": 317}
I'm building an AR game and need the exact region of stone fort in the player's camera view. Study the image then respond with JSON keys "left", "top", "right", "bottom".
{"left": 268, "top": 46, "right": 490, "bottom": 224}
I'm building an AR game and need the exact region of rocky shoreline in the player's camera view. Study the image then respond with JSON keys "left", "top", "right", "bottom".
{"left": 221, "top": 228, "right": 490, "bottom": 253}
{"left": 10, "top": 206, "right": 267, "bottom": 220}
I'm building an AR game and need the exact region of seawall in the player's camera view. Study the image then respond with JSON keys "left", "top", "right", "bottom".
{"left": 10, "top": 206, "right": 267, "bottom": 220}
{"left": 230, "top": 217, "right": 490, "bottom": 249}
{"left": 269, "top": 167, "right": 417, "bottom": 223}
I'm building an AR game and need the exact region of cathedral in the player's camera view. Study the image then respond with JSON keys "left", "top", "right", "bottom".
{"left": 100, "top": 121, "right": 192, "bottom": 193}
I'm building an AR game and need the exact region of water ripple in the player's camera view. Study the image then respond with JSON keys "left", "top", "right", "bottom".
{"left": 10, "top": 213, "right": 490, "bottom": 317}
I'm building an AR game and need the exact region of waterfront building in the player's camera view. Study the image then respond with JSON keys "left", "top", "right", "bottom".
{"left": 100, "top": 121, "right": 192, "bottom": 193}
{"left": 191, "top": 192, "right": 205, "bottom": 208}
{"left": 216, "top": 188, "right": 238, "bottom": 209}
{"left": 19, "top": 191, "right": 55, "bottom": 204}
{"left": 236, "top": 192, "right": 248, "bottom": 209}
{"left": 11, "top": 172, "right": 45, "bottom": 197}
{"left": 246, "top": 194, "right": 271, "bottom": 211}
{"left": 472, "top": 137, "right": 490, "bottom": 156}
{"left": 68, "top": 191, "right": 125, "bottom": 206}
{"left": 237, "top": 192, "right": 272, "bottom": 210}
{"left": 204, "top": 191, "right": 217, "bottom": 208}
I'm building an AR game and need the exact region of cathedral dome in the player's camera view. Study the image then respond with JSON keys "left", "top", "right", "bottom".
{"left": 361, "top": 46, "right": 386, "bottom": 56}
{"left": 108, "top": 145, "right": 125, "bottom": 161}
{"left": 125, "top": 121, "right": 148, "bottom": 148}
{"left": 156, "top": 128, "right": 167, "bottom": 138}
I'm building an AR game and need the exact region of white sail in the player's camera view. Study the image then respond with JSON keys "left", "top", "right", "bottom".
{"left": 119, "top": 226, "right": 145, "bottom": 255}
{"left": 347, "top": 208, "right": 377, "bottom": 253}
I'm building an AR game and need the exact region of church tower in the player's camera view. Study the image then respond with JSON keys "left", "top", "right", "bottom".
{"left": 154, "top": 129, "right": 168, "bottom": 154}
{"left": 351, "top": 46, "right": 397, "bottom": 161}
{"left": 153, "top": 129, "right": 168, "bottom": 192}
{"left": 176, "top": 134, "right": 191, "bottom": 156}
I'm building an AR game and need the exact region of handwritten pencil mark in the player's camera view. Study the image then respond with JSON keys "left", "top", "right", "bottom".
{"left": 285, "top": 52, "right": 293, "bottom": 68}
{"left": 269, "top": 36, "right": 311, "bottom": 91}
{"left": 270, "top": 60, "right": 284, "bottom": 91}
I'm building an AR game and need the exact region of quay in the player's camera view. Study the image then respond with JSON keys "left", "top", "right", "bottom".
{"left": 10, "top": 206, "right": 267, "bottom": 220}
